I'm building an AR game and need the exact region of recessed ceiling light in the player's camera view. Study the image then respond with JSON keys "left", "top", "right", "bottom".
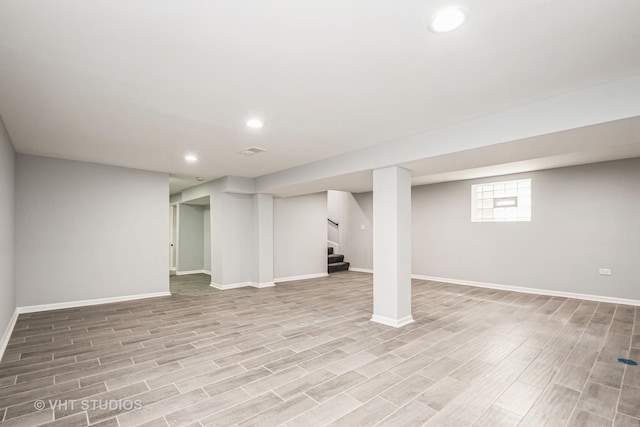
{"left": 185, "top": 154, "right": 198, "bottom": 162}
{"left": 246, "top": 119, "right": 264, "bottom": 129}
{"left": 429, "top": 6, "right": 467, "bottom": 33}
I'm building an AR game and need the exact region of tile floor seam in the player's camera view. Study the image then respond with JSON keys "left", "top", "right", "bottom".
{"left": 569, "top": 303, "right": 620, "bottom": 425}
{"left": 376, "top": 394, "right": 399, "bottom": 408}
{"left": 613, "top": 306, "right": 636, "bottom": 423}
{"left": 541, "top": 301, "right": 612, "bottom": 426}
{"left": 302, "top": 391, "right": 321, "bottom": 404}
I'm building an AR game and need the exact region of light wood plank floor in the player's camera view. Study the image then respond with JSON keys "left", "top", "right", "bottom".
{"left": 0, "top": 272, "right": 638, "bottom": 426}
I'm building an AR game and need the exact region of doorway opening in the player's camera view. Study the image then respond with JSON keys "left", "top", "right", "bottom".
{"left": 173, "top": 196, "right": 211, "bottom": 277}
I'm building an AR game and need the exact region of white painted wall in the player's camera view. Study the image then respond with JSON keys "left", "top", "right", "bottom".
{"left": 372, "top": 167, "right": 412, "bottom": 326}
{"left": 343, "top": 158, "right": 640, "bottom": 300}
{"left": 177, "top": 204, "right": 205, "bottom": 272}
{"left": 0, "top": 117, "right": 16, "bottom": 345}
{"left": 274, "top": 192, "right": 327, "bottom": 279}
{"left": 16, "top": 155, "right": 169, "bottom": 306}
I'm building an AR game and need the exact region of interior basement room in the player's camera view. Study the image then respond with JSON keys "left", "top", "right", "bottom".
{"left": 1, "top": 2, "right": 640, "bottom": 427}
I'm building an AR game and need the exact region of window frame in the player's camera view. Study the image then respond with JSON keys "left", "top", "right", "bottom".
{"left": 470, "top": 178, "right": 532, "bottom": 223}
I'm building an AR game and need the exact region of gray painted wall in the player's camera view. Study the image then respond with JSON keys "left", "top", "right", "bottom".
{"left": 327, "top": 190, "right": 350, "bottom": 257}
{"left": 208, "top": 191, "right": 254, "bottom": 285}
{"left": 177, "top": 204, "right": 205, "bottom": 272}
{"left": 220, "top": 193, "right": 254, "bottom": 285}
{"left": 274, "top": 192, "right": 327, "bottom": 279}
{"left": 412, "top": 158, "right": 640, "bottom": 300}
{"left": 174, "top": 180, "right": 273, "bottom": 286}
{"left": 210, "top": 193, "right": 224, "bottom": 285}
{"left": 344, "top": 158, "right": 640, "bottom": 300}
{"left": 16, "top": 155, "right": 169, "bottom": 306}
{"left": 252, "top": 194, "right": 274, "bottom": 284}
{"left": 345, "top": 192, "right": 373, "bottom": 270}
{"left": 0, "top": 117, "right": 15, "bottom": 339}
{"left": 203, "top": 207, "right": 211, "bottom": 272}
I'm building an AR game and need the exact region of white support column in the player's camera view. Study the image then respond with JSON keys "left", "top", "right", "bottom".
{"left": 371, "top": 166, "right": 413, "bottom": 327}
{"left": 254, "top": 193, "right": 275, "bottom": 287}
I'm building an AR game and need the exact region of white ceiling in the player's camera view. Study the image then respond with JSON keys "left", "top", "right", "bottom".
{"left": 1, "top": 0, "right": 640, "bottom": 195}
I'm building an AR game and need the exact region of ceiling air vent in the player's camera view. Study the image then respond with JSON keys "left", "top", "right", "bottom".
{"left": 239, "top": 146, "right": 266, "bottom": 156}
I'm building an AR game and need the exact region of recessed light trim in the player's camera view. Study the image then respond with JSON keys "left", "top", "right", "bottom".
{"left": 246, "top": 119, "right": 264, "bottom": 129}
{"left": 185, "top": 154, "right": 198, "bottom": 162}
{"left": 429, "top": 6, "right": 467, "bottom": 33}
{"left": 239, "top": 146, "right": 267, "bottom": 156}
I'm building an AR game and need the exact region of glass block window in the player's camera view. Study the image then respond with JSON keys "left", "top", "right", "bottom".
{"left": 471, "top": 179, "right": 531, "bottom": 222}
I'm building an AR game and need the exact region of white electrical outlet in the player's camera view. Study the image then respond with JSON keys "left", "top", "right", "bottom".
{"left": 599, "top": 268, "right": 612, "bottom": 276}
{"left": 360, "top": 224, "right": 366, "bottom": 230}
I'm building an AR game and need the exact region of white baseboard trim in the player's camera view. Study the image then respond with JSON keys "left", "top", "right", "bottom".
{"left": 411, "top": 274, "right": 640, "bottom": 307}
{"left": 274, "top": 273, "right": 329, "bottom": 283}
{"left": 176, "top": 270, "right": 210, "bottom": 276}
{"left": 371, "top": 314, "right": 414, "bottom": 328}
{"left": 254, "top": 282, "right": 276, "bottom": 288}
{"left": 17, "top": 292, "right": 173, "bottom": 314}
{"left": 210, "top": 281, "right": 276, "bottom": 290}
{"left": 0, "top": 309, "right": 19, "bottom": 362}
{"left": 210, "top": 281, "right": 253, "bottom": 290}
{"left": 349, "top": 268, "right": 373, "bottom": 274}
{"left": 288, "top": 269, "right": 637, "bottom": 306}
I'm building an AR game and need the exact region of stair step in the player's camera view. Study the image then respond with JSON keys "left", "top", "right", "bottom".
{"left": 327, "top": 247, "right": 334, "bottom": 255}
{"left": 328, "top": 254, "right": 344, "bottom": 263}
{"left": 328, "top": 261, "right": 350, "bottom": 273}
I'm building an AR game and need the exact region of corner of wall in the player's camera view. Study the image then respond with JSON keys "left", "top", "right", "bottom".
{"left": 0, "top": 309, "right": 19, "bottom": 362}
{"left": 0, "top": 113, "right": 17, "bottom": 362}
